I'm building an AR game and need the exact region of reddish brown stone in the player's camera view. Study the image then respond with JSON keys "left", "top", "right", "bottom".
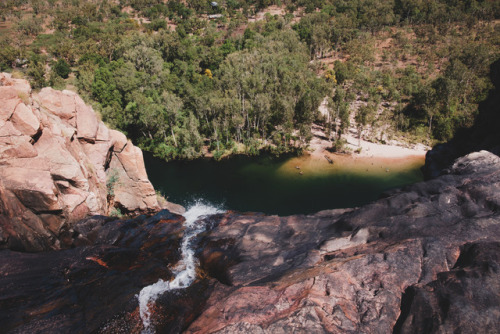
{"left": 0, "top": 73, "right": 165, "bottom": 251}
{"left": 11, "top": 102, "right": 40, "bottom": 137}
{"left": 75, "top": 95, "right": 98, "bottom": 141}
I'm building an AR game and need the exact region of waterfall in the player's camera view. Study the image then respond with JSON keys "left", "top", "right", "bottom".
{"left": 138, "top": 201, "right": 224, "bottom": 334}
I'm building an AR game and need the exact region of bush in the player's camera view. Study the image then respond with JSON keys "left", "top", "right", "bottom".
{"left": 106, "top": 169, "right": 119, "bottom": 197}
{"left": 331, "top": 138, "right": 348, "bottom": 153}
{"left": 213, "top": 149, "right": 224, "bottom": 161}
{"left": 53, "top": 59, "right": 71, "bottom": 79}
{"left": 110, "top": 207, "right": 123, "bottom": 217}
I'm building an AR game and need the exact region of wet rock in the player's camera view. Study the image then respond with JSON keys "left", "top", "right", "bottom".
{"left": 395, "top": 242, "right": 500, "bottom": 334}
{"left": 0, "top": 211, "right": 186, "bottom": 334}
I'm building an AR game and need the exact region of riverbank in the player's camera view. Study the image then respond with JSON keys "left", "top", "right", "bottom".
{"left": 144, "top": 147, "right": 424, "bottom": 216}
{"left": 309, "top": 123, "right": 429, "bottom": 159}
{"left": 275, "top": 123, "right": 428, "bottom": 178}
{"left": 199, "top": 122, "right": 428, "bottom": 163}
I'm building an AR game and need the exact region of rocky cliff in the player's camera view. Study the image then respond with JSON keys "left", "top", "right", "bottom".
{"left": 0, "top": 150, "right": 499, "bottom": 333}
{"left": 0, "top": 73, "right": 179, "bottom": 252}
{"left": 424, "top": 59, "right": 500, "bottom": 178}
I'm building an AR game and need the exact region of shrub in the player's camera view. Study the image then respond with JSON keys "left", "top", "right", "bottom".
{"left": 53, "top": 59, "right": 71, "bottom": 79}
{"left": 106, "top": 169, "right": 119, "bottom": 197}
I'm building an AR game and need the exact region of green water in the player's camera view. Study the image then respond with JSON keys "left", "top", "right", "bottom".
{"left": 144, "top": 153, "right": 424, "bottom": 216}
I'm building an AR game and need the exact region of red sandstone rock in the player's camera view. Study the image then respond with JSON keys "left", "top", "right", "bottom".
{"left": 109, "top": 129, "right": 127, "bottom": 152}
{"left": 75, "top": 95, "right": 98, "bottom": 141}
{"left": 114, "top": 142, "right": 150, "bottom": 182}
{"left": 0, "top": 167, "right": 61, "bottom": 212}
{"left": 0, "top": 121, "right": 22, "bottom": 137}
{"left": 11, "top": 102, "right": 40, "bottom": 137}
{"left": 0, "top": 73, "right": 163, "bottom": 251}
{"left": 0, "top": 135, "right": 38, "bottom": 159}
{"left": 36, "top": 88, "right": 77, "bottom": 125}
{"left": 96, "top": 121, "right": 110, "bottom": 141}
{"left": 0, "top": 95, "right": 20, "bottom": 122}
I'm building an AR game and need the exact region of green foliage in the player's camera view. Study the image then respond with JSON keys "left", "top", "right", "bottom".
{"left": 0, "top": 43, "right": 17, "bottom": 71}
{"left": 27, "top": 54, "right": 47, "bottom": 89}
{"left": 2, "top": 0, "right": 497, "bottom": 160}
{"left": 331, "top": 138, "right": 347, "bottom": 153}
{"left": 293, "top": 12, "right": 335, "bottom": 59}
{"left": 213, "top": 149, "right": 224, "bottom": 161}
{"left": 106, "top": 169, "right": 119, "bottom": 197}
{"left": 110, "top": 207, "right": 123, "bottom": 218}
{"left": 53, "top": 59, "right": 71, "bottom": 79}
{"left": 16, "top": 16, "right": 43, "bottom": 36}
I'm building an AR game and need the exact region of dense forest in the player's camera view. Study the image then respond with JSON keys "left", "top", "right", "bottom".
{"left": 1, "top": 0, "right": 499, "bottom": 160}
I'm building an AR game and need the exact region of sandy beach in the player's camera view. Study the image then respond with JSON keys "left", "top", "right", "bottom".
{"left": 309, "top": 123, "right": 429, "bottom": 159}
{"left": 279, "top": 123, "right": 429, "bottom": 177}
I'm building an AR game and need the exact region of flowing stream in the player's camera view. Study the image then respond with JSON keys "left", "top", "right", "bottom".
{"left": 138, "top": 201, "right": 224, "bottom": 333}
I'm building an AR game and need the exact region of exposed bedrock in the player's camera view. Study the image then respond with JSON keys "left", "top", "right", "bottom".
{"left": 0, "top": 210, "right": 187, "bottom": 333}
{"left": 0, "top": 151, "right": 499, "bottom": 333}
{"left": 0, "top": 73, "right": 182, "bottom": 251}
{"left": 185, "top": 150, "right": 500, "bottom": 333}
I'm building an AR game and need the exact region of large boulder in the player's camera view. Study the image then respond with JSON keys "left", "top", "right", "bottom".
{"left": 0, "top": 135, "right": 38, "bottom": 159}
{"left": 105, "top": 139, "right": 161, "bottom": 214}
{"left": 0, "top": 167, "right": 60, "bottom": 212}
{"left": 10, "top": 102, "right": 40, "bottom": 136}
{"left": 0, "top": 73, "right": 163, "bottom": 251}
{"left": 75, "top": 95, "right": 98, "bottom": 141}
{"left": 37, "top": 88, "right": 77, "bottom": 125}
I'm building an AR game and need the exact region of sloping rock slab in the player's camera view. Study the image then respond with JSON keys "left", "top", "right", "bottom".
{"left": 0, "top": 210, "right": 185, "bottom": 333}
{"left": 184, "top": 151, "right": 500, "bottom": 334}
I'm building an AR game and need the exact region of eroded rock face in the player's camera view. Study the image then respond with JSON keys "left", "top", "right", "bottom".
{"left": 1, "top": 151, "right": 498, "bottom": 333}
{"left": 0, "top": 73, "right": 169, "bottom": 251}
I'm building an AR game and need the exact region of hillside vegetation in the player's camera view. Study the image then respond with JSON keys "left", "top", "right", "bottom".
{"left": 1, "top": 0, "right": 499, "bottom": 159}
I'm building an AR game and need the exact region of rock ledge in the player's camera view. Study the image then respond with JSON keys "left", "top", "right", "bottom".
{"left": 0, "top": 73, "right": 172, "bottom": 251}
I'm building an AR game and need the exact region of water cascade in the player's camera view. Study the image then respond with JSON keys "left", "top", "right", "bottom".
{"left": 138, "top": 201, "right": 224, "bottom": 333}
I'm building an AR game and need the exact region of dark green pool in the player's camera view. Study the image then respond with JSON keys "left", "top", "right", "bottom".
{"left": 144, "top": 152, "right": 424, "bottom": 216}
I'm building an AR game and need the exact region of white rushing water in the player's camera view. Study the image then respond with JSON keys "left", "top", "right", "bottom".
{"left": 138, "top": 201, "right": 223, "bottom": 334}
